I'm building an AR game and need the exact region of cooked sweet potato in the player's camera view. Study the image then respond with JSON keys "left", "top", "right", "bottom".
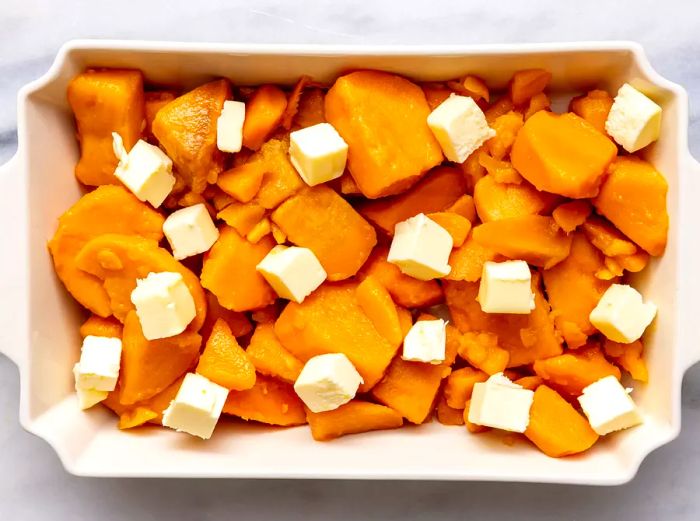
{"left": 246, "top": 217, "right": 272, "bottom": 244}
{"left": 461, "top": 75, "right": 490, "bottom": 103}
{"left": 509, "top": 69, "right": 552, "bottom": 107}
{"left": 487, "top": 111, "right": 524, "bottom": 160}
{"left": 582, "top": 216, "right": 638, "bottom": 257}
{"left": 281, "top": 75, "right": 312, "bottom": 129}
{"left": 446, "top": 232, "right": 500, "bottom": 282}
{"left": 251, "top": 303, "right": 281, "bottom": 324}
{"left": 615, "top": 251, "right": 650, "bottom": 274}
{"left": 446, "top": 194, "right": 477, "bottom": 222}
{"left": 306, "top": 400, "right": 403, "bottom": 441}
{"left": 144, "top": 90, "right": 176, "bottom": 142}
{"left": 249, "top": 138, "right": 305, "bottom": 209}
{"left": 426, "top": 212, "right": 472, "bottom": 247}
{"left": 511, "top": 111, "right": 617, "bottom": 198}
{"left": 79, "top": 315, "right": 123, "bottom": 338}
{"left": 201, "top": 226, "right": 277, "bottom": 312}
{"left": 514, "top": 375, "right": 544, "bottom": 391}
{"left": 217, "top": 162, "right": 265, "bottom": 203}
{"left": 336, "top": 171, "right": 362, "bottom": 195}
{"left": 292, "top": 87, "right": 326, "bottom": 130}
{"left": 152, "top": 79, "right": 230, "bottom": 193}
{"left": 118, "top": 407, "right": 158, "bottom": 430}
{"left": 223, "top": 375, "right": 306, "bottom": 426}
{"left": 443, "top": 367, "right": 489, "bottom": 409}
{"left": 217, "top": 202, "right": 266, "bottom": 236}
{"left": 196, "top": 319, "right": 256, "bottom": 391}
{"left": 422, "top": 82, "right": 453, "bottom": 110}
{"left": 569, "top": 89, "right": 613, "bottom": 134}
{"left": 272, "top": 186, "right": 377, "bottom": 280}
{"left": 246, "top": 323, "right": 304, "bottom": 383}
{"left": 201, "top": 292, "right": 253, "bottom": 340}
{"left": 603, "top": 339, "right": 649, "bottom": 382}
{"left": 473, "top": 175, "right": 559, "bottom": 223}
{"left": 436, "top": 396, "right": 465, "bottom": 426}
{"left": 67, "top": 69, "right": 145, "bottom": 186}
{"left": 552, "top": 200, "right": 592, "bottom": 233}
{"left": 460, "top": 146, "right": 487, "bottom": 191}
{"left": 242, "top": 85, "right": 288, "bottom": 150}
{"left": 457, "top": 331, "right": 509, "bottom": 375}
{"left": 356, "top": 276, "right": 403, "bottom": 347}
{"left": 533, "top": 345, "right": 621, "bottom": 396}
{"left": 141, "top": 376, "right": 186, "bottom": 424}
{"left": 478, "top": 154, "right": 523, "bottom": 184}
{"left": 325, "top": 70, "right": 443, "bottom": 198}
{"left": 524, "top": 92, "right": 551, "bottom": 120}
{"left": 593, "top": 156, "right": 669, "bottom": 256}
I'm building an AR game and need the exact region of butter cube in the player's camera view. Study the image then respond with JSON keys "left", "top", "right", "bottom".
{"left": 289, "top": 123, "right": 348, "bottom": 186}
{"left": 468, "top": 372, "right": 534, "bottom": 433}
{"left": 256, "top": 245, "right": 327, "bottom": 303}
{"left": 162, "top": 373, "right": 229, "bottom": 439}
{"left": 427, "top": 94, "right": 495, "bottom": 163}
{"left": 217, "top": 100, "right": 246, "bottom": 153}
{"left": 478, "top": 260, "right": 535, "bottom": 314}
{"left": 402, "top": 319, "right": 446, "bottom": 364}
{"left": 74, "top": 336, "right": 122, "bottom": 392}
{"left": 605, "top": 83, "right": 662, "bottom": 152}
{"left": 130, "top": 272, "right": 197, "bottom": 340}
{"left": 163, "top": 203, "right": 220, "bottom": 260}
{"left": 294, "top": 353, "right": 364, "bottom": 413}
{"left": 74, "top": 367, "right": 109, "bottom": 410}
{"left": 387, "top": 213, "right": 453, "bottom": 280}
{"left": 578, "top": 375, "right": 643, "bottom": 435}
{"left": 589, "top": 284, "right": 656, "bottom": 343}
{"left": 112, "top": 133, "right": 175, "bottom": 208}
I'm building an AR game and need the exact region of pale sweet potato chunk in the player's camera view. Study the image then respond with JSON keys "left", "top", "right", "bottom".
{"left": 250, "top": 138, "right": 305, "bottom": 209}
{"left": 306, "top": 401, "right": 403, "bottom": 441}
{"left": 487, "top": 111, "right": 524, "bottom": 160}
{"left": 582, "top": 216, "right": 638, "bottom": 257}
{"left": 446, "top": 232, "right": 501, "bottom": 282}
{"left": 456, "top": 331, "right": 509, "bottom": 375}
{"left": 569, "top": 89, "right": 613, "bottom": 135}
{"left": 246, "top": 323, "right": 304, "bottom": 384}
{"left": 603, "top": 339, "right": 649, "bottom": 383}
{"left": 552, "top": 200, "right": 592, "bottom": 233}
{"left": 355, "top": 276, "right": 403, "bottom": 347}
{"left": 224, "top": 375, "right": 306, "bottom": 426}
{"left": 509, "top": 69, "right": 552, "bottom": 106}
{"left": 473, "top": 175, "right": 559, "bottom": 223}
{"left": 196, "top": 319, "right": 256, "bottom": 391}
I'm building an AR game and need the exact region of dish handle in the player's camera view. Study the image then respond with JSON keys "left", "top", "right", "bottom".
{"left": 682, "top": 153, "right": 700, "bottom": 372}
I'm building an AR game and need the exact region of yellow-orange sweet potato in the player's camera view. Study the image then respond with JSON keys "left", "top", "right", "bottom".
{"left": 426, "top": 212, "right": 472, "bottom": 247}
{"left": 246, "top": 323, "right": 304, "bottom": 384}
{"left": 217, "top": 202, "right": 266, "bottom": 236}
{"left": 473, "top": 175, "right": 559, "bottom": 223}
{"left": 355, "top": 276, "right": 403, "bottom": 347}
{"left": 217, "top": 162, "right": 265, "bottom": 203}
{"left": 478, "top": 154, "right": 523, "bottom": 184}
{"left": 446, "top": 194, "right": 477, "bottom": 222}
{"left": 509, "top": 69, "right": 552, "bottom": 107}
{"left": 292, "top": 87, "right": 326, "bottom": 130}
{"left": 569, "top": 89, "right": 613, "bottom": 135}
{"left": 79, "top": 315, "right": 123, "bottom": 338}
{"left": 487, "top": 111, "right": 524, "bottom": 160}
{"left": 436, "top": 396, "right": 466, "bottom": 426}
{"left": 552, "top": 200, "right": 592, "bottom": 233}
{"left": 242, "top": 85, "right": 288, "bottom": 151}
{"left": 118, "top": 407, "right": 158, "bottom": 430}
{"left": 196, "top": 319, "right": 256, "bottom": 391}
{"left": 223, "top": 374, "right": 306, "bottom": 426}
{"left": 533, "top": 345, "right": 621, "bottom": 396}
{"left": 201, "top": 292, "right": 253, "bottom": 340}
{"left": 514, "top": 375, "right": 544, "bottom": 391}
{"left": 421, "top": 82, "right": 453, "bottom": 110}
{"left": 249, "top": 138, "right": 305, "bottom": 210}
{"left": 144, "top": 90, "right": 176, "bottom": 142}
{"left": 457, "top": 331, "right": 510, "bottom": 375}
{"left": 306, "top": 401, "right": 403, "bottom": 441}
{"left": 603, "top": 339, "right": 649, "bottom": 383}
{"left": 443, "top": 367, "right": 489, "bottom": 409}
{"left": 446, "top": 232, "right": 501, "bottom": 282}
{"left": 582, "top": 216, "right": 638, "bottom": 257}
{"left": 281, "top": 75, "right": 312, "bottom": 130}
{"left": 524, "top": 92, "right": 551, "bottom": 120}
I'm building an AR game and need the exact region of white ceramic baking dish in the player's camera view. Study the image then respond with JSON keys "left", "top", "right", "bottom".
{"left": 0, "top": 40, "right": 698, "bottom": 484}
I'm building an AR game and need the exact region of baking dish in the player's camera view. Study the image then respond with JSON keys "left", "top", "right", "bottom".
{"left": 0, "top": 40, "right": 698, "bottom": 483}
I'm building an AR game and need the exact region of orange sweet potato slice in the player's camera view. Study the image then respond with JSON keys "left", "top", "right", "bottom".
{"left": 425, "top": 212, "right": 472, "bottom": 247}
{"left": 272, "top": 186, "right": 377, "bottom": 281}
{"left": 593, "top": 156, "right": 669, "bottom": 256}
{"left": 472, "top": 215, "right": 572, "bottom": 269}
{"left": 514, "top": 375, "right": 544, "bottom": 391}
{"left": 201, "top": 226, "right": 277, "bottom": 312}
{"left": 217, "top": 162, "right": 265, "bottom": 203}
{"left": 511, "top": 111, "right": 617, "bottom": 198}
{"left": 274, "top": 282, "right": 399, "bottom": 391}
{"left": 533, "top": 345, "right": 621, "bottom": 396}
{"left": 242, "top": 85, "right": 288, "bottom": 151}
{"left": 292, "top": 87, "right": 326, "bottom": 130}
{"left": 79, "top": 315, "right": 123, "bottom": 338}
{"left": 552, "top": 200, "right": 592, "bottom": 233}
{"left": 509, "top": 69, "right": 552, "bottom": 106}
{"left": 196, "top": 319, "right": 256, "bottom": 391}
{"left": 281, "top": 75, "right": 312, "bottom": 129}
{"left": 461, "top": 75, "right": 490, "bottom": 103}
{"left": 306, "top": 400, "right": 403, "bottom": 441}
{"left": 443, "top": 367, "right": 489, "bottom": 409}
{"left": 67, "top": 69, "right": 145, "bottom": 186}
{"left": 446, "top": 232, "right": 501, "bottom": 282}
{"left": 246, "top": 323, "right": 304, "bottom": 384}
{"left": 49, "top": 186, "right": 165, "bottom": 317}
{"left": 118, "top": 407, "right": 158, "bottom": 430}
{"left": 358, "top": 166, "right": 467, "bottom": 235}
{"left": 473, "top": 175, "right": 559, "bottom": 223}
{"left": 74, "top": 234, "right": 206, "bottom": 329}
{"left": 478, "top": 154, "right": 523, "bottom": 184}
{"left": 457, "top": 331, "right": 510, "bottom": 375}
{"left": 436, "top": 395, "right": 465, "bottom": 426}
{"left": 485, "top": 96, "right": 514, "bottom": 124}
{"left": 581, "top": 216, "right": 638, "bottom": 257}
{"left": 569, "top": 89, "right": 613, "bottom": 134}
{"left": 223, "top": 374, "right": 306, "bottom": 426}
{"left": 524, "top": 92, "right": 551, "bottom": 120}
{"left": 355, "top": 276, "right": 403, "bottom": 347}
{"left": 524, "top": 385, "right": 599, "bottom": 457}
{"left": 152, "top": 79, "right": 230, "bottom": 193}
{"left": 250, "top": 138, "right": 305, "bottom": 209}
{"left": 144, "top": 90, "right": 176, "bottom": 142}
{"left": 246, "top": 217, "right": 272, "bottom": 244}
{"left": 325, "top": 70, "right": 443, "bottom": 198}
{"left": 446, "top": 194, "right": 477, "bottom": 222}
{"left": 603, "top": 339, "right": 649, "bottom": 383}
{"left": 217, "top": 202, "right": 266, "bottom": 235}
{"left": 487, "top": 111, "right": 524, "bottom": 160}
{"left": 201, "top": 292, "right": 253, "bottom": 340}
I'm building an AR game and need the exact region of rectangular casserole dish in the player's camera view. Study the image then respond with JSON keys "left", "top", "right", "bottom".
{"left": 0, "top": 40, "right": 698, "bottom": 483}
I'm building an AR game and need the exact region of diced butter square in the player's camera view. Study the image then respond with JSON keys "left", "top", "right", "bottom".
{"left": 74, "top": 369, "right": 109, "bottom": 410}
{"left": 578, "top": 375, "right": 643, "bottom": 435}
{"left": 589, "top": 284, "right": 656, "bottom": 343}
{"left": 256, "top": 245, "right": 327, "bottom": 303}
{"left": 402, "top": 319, "right": 447, "bottom": 364}
{"left": 289, "top": 123, "right": 348, "bottom": 186}
{"left": 162, "top": 373, "right": 229, "bottom": 439}
{"left": 468, "top": 372, "right": 534, "bottom": 433}
{"left": 217, "top": 100, "right": 246, "bottom": 153}
{"left": 74, "top": 335, "right": 122, "bottom": 392}
{"left": 387, "top": 213, "right": 453, "bottom": 281}
{"left": 163, "top": 203, "right": 220, "bottom": 260}
{"left": 130, "top": 272, "right": 196, "bottom": 340}
{"left": 427, "top": 94, "right": 496, "bottom": 163}
{"left": 478, "top": 260, "right": 535, "bottom": 314}
{"left": 112, "top": 133, "right": 176, "bottom": 208}
{"left": 294, "top": 353, "right": 363, "bottom": 413}
{"left": 605, "top": 83, "right": 662, "bottom": 153}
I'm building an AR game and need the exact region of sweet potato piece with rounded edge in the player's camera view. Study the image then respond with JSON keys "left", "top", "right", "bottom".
{"left": 472, "top": 215, "right": 572, "bottom": 269}
{"left": 246, "top": 323, "right": 304, "bottom": 383}
{"left": 274, "top": 282, "right": 399, "bottom": 391}
{"left": 552, "top": 200, "right": 592, "bottom": 233}
{"left": 75, "top": 234, "right": 206, "bottom": 329}
{"left": 569, "top": 89, "right": 613, "bottom": 135}
{"left": 242, "top": 85, "right": 288, "bottom": 151}
{"left": 487, "top": 111, "right": 524, "bottom": 160}
{"left": 67, "top": 69, "right": 145, "bottom": 186}
{"left": 251, "top": 304, "right": 280, "bottom": 324}
{"left": 152, "top": 79, "right": 230, "bottom": 193}
{"left": 443, "top": 367, "right": 489, "bottom": 409}
{"left": 120, "top": 311, "right": 201, "bottom": 405}
{"left": 397, "top": 306, "right": 413, "bottom": 337}
{"left": 603, "top": 339, "right": 649, "bottom": 383}
{"left": 514, "top": 375, "right": 544, "bottom": 391}
{"left": 217, "top": 162, "right": 265, "bottom": 203}
{"left": 201, "top": 226, "right": 277, "bottom": 312}
{"left": 272, "top": 186, "right": 377, "bottom": 281}
{"left": 473, "top": 175, "right": 559, "bottom": 224}
{"left": 201, "top": 292, "right": 253, "bottom": 340}
{"left": 446, "top": 232, "right": 501, "bottom": 282}
{"left": 355, "top": 276, "right": 403, "bottom": 347}
{"left": 217, "top": 202, "right": 266, "bottom": 236}
{"left": 525, "top": 92, "right": 551, "bottom": 120}
{"left": 457, "top": 332, "right": 509, "bottom": 375}
{"left": 306, "top": 400, "right": 403, "bottom": 441}
{"left": 511, "top": 111, "right": 617, "bottom": 198}
{"left": 49, "top": 186, "right": 165, "bottom": 317}
{"left": 360, "top": 245, "right": 443, "bottom": 308}
{"left": 533, "top": 345, "right": 621, "bottom": 396}
{"left": 616, "top": 251, "right": 650, "bottom": 273}
{"left": 142, "top": 376, "right": 185, "bottom": 424}
{"left": 461, "top": 75, "right": 490, "bottom": 103}
{"left": 542, "top": 232, "right": 612, "bottom": 348}
{"left": 524, "top": 385, "right": 599, "bottom": 457}
{"left": 446, "top": 194, "right": 477, "bottom": 222}
{"left": 422, "top": 83, "right": 453, "bottom": 110}
{"left": 118, "top": 407, "right": 158, "bottom": 430}
{"left": 196, "top": 319, "right": 256, "bottom": 391}
{"left": 426, "top": 212, "right": 471, "bottom": 247}
{"left": 223, "top": 374, "right": 306, "bottom": 426}
{"left": 582, "top": 216, "right": 638, "bottom": 257}
{"left": 593, "top": 156, "right": 669, "bottom": 256}
{"left": 292, "top": 88, "right": 326, "bottom": 130}
{"left": 325, "top": 70, "right": 444, "bottom": 199}
{"left": 358, "top": 166, "right": 467, "bottom": 236}
{"left": 246, "top": 217, "right": 272, "bottom": 244}
{"left": 144, "top": 90, "right": 176, "bottom": 142}
{"left": 249, "top": 138, "right": 305, "bottom": 209}
{"left": 478, "top": 154, "right": 523, "bottom": 185}
{"left": 444, "top": 276, "right": 563, "bottom": 367}
{"left": 463, "top": 399, "right": 490, "bottom": 434}
{"left": 281, "top": 75, "right": 312, "bottom": 130}
{"left": 509, "top": 69, "right": 552, "bottom": 107}
{"left": 79, "top": 315, "right": 123, "bottom": 338}
{"left": 336, "top": 171, "right": 362, "bottom": 195}
{"left": 436, "top": 396, "right": 465, "bottom": 426}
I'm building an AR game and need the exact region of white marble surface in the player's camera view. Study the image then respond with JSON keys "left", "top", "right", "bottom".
{"left": 2, "top": 0, "right": 700, "bottom": 518}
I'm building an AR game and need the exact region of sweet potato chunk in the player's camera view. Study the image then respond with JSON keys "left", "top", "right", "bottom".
{"left": 217, "top": 202, "right": 265, "bottom": 235}
{"left": 446, "top": 233, "right": 500, "bottom": 282}
{"left": 118, "top": 407, "right": 158, "bottom": 430}
{"left": 249, "top": 138, "right": 305, "bottom": 210}
{"left": 514, "top": 375, "right": 544, "bottom": 391}
{"left": 306, "top": 401, "right": 403, "bottom": 441}
{"left": 478, "top": 154, "right": 523, "bottom": 184}
{"left": 552, "top": 200, "right": 592, "bottom": 233}
{"left": 196, "top": 319, "right": 256, "bottom": 391}
{"left": 67, "top": 69, "right": 145, "bottom": 186}
{"left": 472, "top": 215, "right": 572, "bottom": 269}
{"left": 533, "top": 345, "right": 621, "bottom": 396}
{"left": 274, "top": 282, "right": 399, "bottom": 391}
{"left": 246, "top": 323, "right": 304, "bottom": 383}
{"left": 569, "top": 89, "right": 613, "bottom": 134}
{"left": 201, "top": 226, "right": 277, "bottom": 312}
{"left": 603, "top": 339, "right": 649, "bottom": 382}
{"left": 358, "top": 166, "right": 467, "bottom": 235}
{"left": 422, "top": 83, "right": 453, "bottom": 110}
{"left": 355, "top": 276, "right": 403, "bottom": 347}
{"left": 201, "top": 293, "right": 253, "bottom": 340}
{"left": 152, "top": 79, "right": 230, "bottom": 193}
{"left": 509, "top": 69, "right": 552, "bottom": 106}
{"left": 511, "top": 111, "right": 617, "bottom": 198}
{"left": 223, "top": 375, "right": 306, "bottom": 426}
{"left": 446, "top": 194, "right": 477, "bottom": 222}
{"left": 473, "top": 175, "right": 559, "bottom": 223}
{"left": 292, "top": 87, "right": 326, "bottom": 130}
{"left": 217, "top": 162, "right": 265, "bottom": 203}
{"left": 436, "top": 396, "right": 465, "bottom": 426}
{"left": 524, "top": 92, "right": 551, "bottom": 120}
{"left": 593, "top": 156, "right": 669, "bottom": 256}
{"left": 75, "top": 234, "right": 206, "bottom": 329}
{"left": 242, "top": 85, "right": 287, "bottom": 151}
{"left": 487, "top": 111, "right": 524, "bottom": 160}
{"left": 524, "top": 385, "right": 599, "bottom": 457}
{"left": 272, "top": 186, "right": 377, "bottom": 280}
{"left": 79, "top": 315, "right": 123, "bottom": 338}
{"left": 49, "top": 186, "right": 165, "bottom": 317}
{"left": 144, "top": 90, "right": 176, "bottom": 141}
{"left": 325, "top": 70, "right": 443, "bottom": 198}
{"left": 443, "top": 367, "right": 489, "bottom": 409}
{"left": 281, "top": 75, "right": 311, "bottom": 129}
{"left": 426, "top": 212, "right": 471, "bottom": 247}
{"left": 582, "top": 216, "right": 638, "bottom": 257}
{"left": 457, "top": 331, "right": 509, "bottom": 375}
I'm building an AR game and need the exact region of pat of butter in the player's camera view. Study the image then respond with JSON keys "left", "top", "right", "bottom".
{"left": 589, "top": 284, "right": 657, "bottom": 343}
{"left": 256, "top": 245, "right": 327, "bottom": 303}
{"left": 289, "top": 123, "right": 349, "bottom": 186}
{"left": 605, "top": 83, "right": 662, "bottom": 153}
{"left": 578, "top": 375, "right": 642, "bottom": 435}
{"left": 162, "top": 373, "right": 229, "bottom": 440}
{"left": 468, "top": 372, "right": 534, "bottom": 433}
{"left": 294, "top": 353, "right": 363, "bottom": 413}
{"left": 73, "top": 335, "right": 122, "bottom": 393}
{"left": 163, "top": 203, "right": 220, "bottom": 260}
{"left": 402, "top": 319, "right": 447, "bottom": 364}
{"left": 478, "top": 260, "right": 535, "bottom": 314}
{"left": 387, "top": 213, "right": 453, "bottom": 281}
{"left": 217, "top": 100, "right": 246, "bottom": 153}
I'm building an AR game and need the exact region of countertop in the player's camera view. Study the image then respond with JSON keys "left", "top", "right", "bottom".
{"left": 1, "top": 0, "right": 699, "bottom": 519}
